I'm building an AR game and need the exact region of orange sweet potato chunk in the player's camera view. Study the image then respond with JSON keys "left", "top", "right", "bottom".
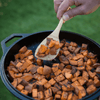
{"left": 38, "top": 45, "right": 48, "bottom": 54}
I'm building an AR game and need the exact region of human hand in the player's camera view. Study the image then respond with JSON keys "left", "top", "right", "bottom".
{"left": 54, "top": 0, "right": 100, "bottom": 21}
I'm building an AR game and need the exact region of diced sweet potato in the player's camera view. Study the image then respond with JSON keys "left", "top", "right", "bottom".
{"left": 10, "top": 61, "right": 16, "bottom": 67}
{"left": 44, "top": 88, "right": 52, "bottom": 98}
{"left": 54, "top": 69, "right": 61, "bottom": 76}
{"left": 77, "top": 59, "right": 84, "bottom": 66}
{"left": 63, "top": 50, "right": 70, "bottom": 56}
{"left": 62, "top": 84, "right": 74, "bottom": 91}
{"left": 37, "top": 67, "right": 44, "bottom": 74}
{"left": 70, "top": 42, "right": 77, "bottom": 47}
{"left": 81, "top": 50, "right": 88, "bottom": 56}
{"left": 54, "top": 83, "right": 61, "bottom": 90}
{"left": 74, "top": 47, "right": 80, "bottom": 54}
{"left": 87, "top": 52, "right": 96, "bottom": 59}
{"left": 45, "top": 48, "right": 50, "bottom": 55}
{"left": 27, "top": 55, "right": 34, "bottom": 61}
{"left": 17, "top": 78, "right": 22, "bottom": 84}
{"left": 38, "top": 78, "right": 48, "bottom": 85}
{"left": 47, "top": 38, "right": 53, "bottom": 45}
{"left": 59, "top": 79, "right": 68, "bottom": 86}
{"left": 55, "top": 41, "right": 60, "bottom": 49}
{"left": 26, "top": 64, "right": 35, "bottom": 72}
{"left": 71, "top": 66, "right": 77, "bottom": 75}
{"left": 25, "top": 84, "right": 33, "bottom": 93}
{"left": 11, "top": 79, "right": 18, "bottom": 88}
{"left": 96, "top": 66, "right": 100, "bottom": 74}
{"left": 65, "top": 73, "right": 73, "bottom": 81}
{"left": 55, "top": 94, "right": 61, "bottom": 100}
{"left": 72, "top": 77, "right": 78, "bottom": 82}
{"left": 51, "top": 87, "right": 59, "bottom": 94}
{"left": 12, "top": 67, "right": 19, "bottom": 73}
{"left": 61, "top": 91, "right": 68, "bottom": 100}
{"left": 43, "top": 65, "right": 52, "bottom": 75}
{"left": 8, "top": 70, "right": 15, "bottom": 80}
{"left": 52, "top": 66, "right": 58, "bottom": 73}
{"left": 59, "top": 55, "right": 69, "bottom": 65}
{"left": 17, "top": 84, "right": 24, "bottom": 91}
{"left": 57, "top": 91, "right": 62, "bottom": 95}
{"left": 20, "top": 54, "right": 25, "bottom": 60}
{"left": 44, "top": 83, "right": 51, "bottom": 89}
{"left": 33, "top": 73, "right": 45, "bottom": 80}
{"left": 86, "top": 85, "right": 97, "bottom": 95}
{"left": 75, "top": 86, "right": 86, "bottom": 98}
{"left": 88, "top": 71, "right": 96, "bottom": 79}
{"left": 20, "top": 79, "right": 29, "bottom": 86}
{"left": 15, "top": 73, "right": 22, "bottom": 78}
{"left": 32, "top": 89, "right": 38, "bottom": 98}
{"left": 71, "top": 81, "right": 80, "bottom": 88}
{"left": 94, "top": 77, "right": 100, "bottom": 87}
{"left": 21, "top": 74, "right": 33, "bottom": 82}
{"left": 21, "top": 90, "right": 28, "bottom": 95}
{"left": 55, "top": 74, "right": 65, "bottom": 82}
{"left": 77, "top": 66, "right": 85, "bottom": 71}
{"left": 38, "top": 91, "right": 44, "bottom": 100}
{"left": 69, "top": 60, "right": 77, "bottom": 66}
{"left": 49, "top": 47, "right": 57, "bottom": 55}
{"left": 16, "top": 62, "right": 23, "bottom": 68}
{"left": 86, "top": 79, "right": 94, "bottom": 87}
{"left": 45, "top": 97, "right": 53, "bottom": 100}
{"left": 74, "top": 70, "right": 81, "bottom": 77}
{"left": 62, "top": 68, "right": 72, "bottom": 75}
{"left": 81, "top": 43, "right": 88, "bottom": 50}
{"left": 37, "top": 59, "right": 43, "bottom": 66}
{"left": 67, "top": 92, "right": 73, "bottom": 100}
{"left": 19, "top": 46, "right": 27, "bottom": 53}
{"left": 86, "top": 65, "right": 92, "bottom": 71}
{"left": 62, "top": 47, "right": 68, "bottom": 51}
{"left": 72, "top": 94, "right": 78, "bottom": 100}
{"left": 30, "top": 66, "right": 38, "bottom": 74}
{"left": 24, "top": 50, "right": 33, "bottom": 57}
{"left": 58, "top": 63, "right": 65, "bottom": 70}
{"left": 14, "top": 53, "right": 20, "bottom": 60}
{"left": 48, "top": 40, "right": 55, "bottom": 48}
{"left": 93, "top": 63, "right": 100, "bottom": 68}
{"left": 48, "top": 78, "right": 56, "bottom": 85}
{"left": 87, "top": 59, "right": 92, "bottom": 65}
{"left": 78, "top": 77, "right": 87, "bottom": 86}
{"left": 68, "top": 46, "right": 76, "bottom": 53}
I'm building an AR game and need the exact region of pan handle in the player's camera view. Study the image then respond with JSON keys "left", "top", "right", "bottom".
{"left": 1, "top": 34, "right": 30, "bottom": 54}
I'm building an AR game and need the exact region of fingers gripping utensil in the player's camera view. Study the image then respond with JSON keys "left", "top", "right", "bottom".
{"left": 35, "top": 17, "right": 64, "bottom": 60}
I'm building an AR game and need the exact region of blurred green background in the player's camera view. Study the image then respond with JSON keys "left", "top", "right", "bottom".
{"left": 0, "top": 0, "right": 100, "bottom": 100}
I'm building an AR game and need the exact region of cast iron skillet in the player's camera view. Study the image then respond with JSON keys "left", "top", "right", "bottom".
{"left": 0, "top": 31, "right": 100, "bottom": 100}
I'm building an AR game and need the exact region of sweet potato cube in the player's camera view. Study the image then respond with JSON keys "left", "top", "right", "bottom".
{"left": 75, "top": 86, "right": 86, "bottom": 98}
{"left": 8, "top": 70, "right": 15, "bottom": 80}
{"left": 30, "top": 66, "right": 38, "bottom": 74}
{"left": 71, "top": 81, "right": 80, "bottom": 88}
{"left": 15, "top": 53, "right": 20, "bottom": 60}
{"left": 50, "top": 73, "right": 55, "bottom": 78}
{"left": 17, "top": 84, "right": 24, "bottom": 91}
{"left": 96, "top": 66, "right": 100, "bottom": 74}
{"left": 38, "top": 45, "right": 48, "bottom": 54}
{"left": 72, "top": 94, "right": 78, "bottom": 100}
{"left": 26, "top": 64, "right": 35, "bottom": 72}
{"left": 38, "top": 78, "right": 48, "bottom": 85}
{"left": 94, "top": 77, "right": 100, "bottom": 87}
{"left": 45, "top": 97, "right": 53, "bottom": 100}
{"left": 19, "top": 54, "right": 25, "bottom": 60}
{"left": 24, "top": 50, "right": 33, "bottom": 57}
{"left": 16, "top": 62, "right": 23, "bottom": 68}
{"left": 70, "top": 42, "right": 77, "bottom": 47}
{"left": 72, "top": 77, "right": 78, "bottom": 82}
{"left": 88, "top": 71, "right": 96, "bottom": 79}
{"left": 62, "top": 84, "right": 74, "bottom": 91}
{"left": 37, "top": 67, "right": 44, "bottom": 75}
{"left": 87, "top": 59, "right": 92, "bottom": 65}
{"left": 61, "top": 91, "right": 68, "bottom": 100}
{"left": 55, "top": 74, "right": 65, "bottom": 82}
{"left": 15, "top": 73, "right": 22, "bottom": 78}
{"left": 43, "top": 65, "right": 52, "bottom": 75}
{"left": 59, "top": 79, "right": 68, "bottom": 86}
{"left": 48, "top": 40, "right": 55, "bottom": 48}
{"left": 51, "top": 87, "right": 59, "bottom": 94}
{"left": 54, "top": 69, "right": 62, "bottom": 76}
{"left": 55, "top": 41, "right": 60, "bottom": 49}
{"left": 86, "top": 85, "right": 97, "bottom": 95}
{"left": 77, "top": 59, "right": 84, "bottom": 66}
{"left": 32, "top": 89, "right": 38, "bottom": 98}
{"left": 81, "top": 43, "right": 88, "bottom": 50}
{"left": 44, "top": 83, "right": 51, "bottom": 89}
{"left": 74, "top": 70, "right": 81, "bottom": 77}
{"left": 52, "top": 66, "right": 58, "bottom": 73}
{"left": 44, "top": 88, "right": 52, "bottom": 98}
{"left": 54, "top": 83, "right": 61, "bottom": 90}
{"left": 55, "top": 94, "right": 61, "bottom": 100}
{"left": 20, "top": 79, "right": 28, "bottom": 86}
{"left": 69, "top": 60, "right": 77, "bottom": 66}
{"left": 49, "top": 47, "right": 57, "bottom": 55}
{"left": 86, "top": 65, "right": 92, "bottom": 71}
{"left": 74, "top": 47, "right": 81, "bottom": 54}
{"left": 93, "top": 63, "right": 100, "bottom": 68}
{"left": 10, "top": 61, "right": 16, "bottom": 67}
{"left": 86, "top": 79, "right": 94, "bottom": 87}
{"left": 21, "top": 90, "right": 28, "bottom": 95}
{"left": 78, "top": 77, "right": 87, "bottom": 86}
{"left": 21, "top": 74, "right": 33, "bottom": 82}
{"left": 19, "top": 46, "right": 27, "bottom": 53}
{"left": 11, "top": 79, "right": 18, "bottom": 88}
{"left": 58, "top": 63, "right": 65, "bottom": 70}
{"left": 37, "top": 59, "right": 43, "bottom": 66}
{"left": 65, "top": 73, "right": 73, "bottom": 81}
{"left": 25, "top": 84, "right": 33, "bottom": 93}
{"left": 27, "top": 55, "right": 34, "bottom": 61}
{"left": 62, "top": 68, "right": 71, "bottom": 75}
{"left": 12, "top": 67, "right": 19, "bottom": 73}
{"left": 57, "top": 91, "right": 62, "bottom": 95}
{"left": 38, "top": 91, "right": 44, "bottom": 100}
{"left": 48, "top": 78, "right": 56, "bottom": 85}
{"left": 45, "top": 48, "right": 50, "bottom": 55}
{"left": 68, "top": 92, "right": 73, "bottom": 100}
{"left": 46, "top": 38, "right": 53, "bottom": 45}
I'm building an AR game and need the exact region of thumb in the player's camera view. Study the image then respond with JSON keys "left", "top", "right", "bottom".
{"left": 63, "top": 5, "right": 85, "bottom": 21}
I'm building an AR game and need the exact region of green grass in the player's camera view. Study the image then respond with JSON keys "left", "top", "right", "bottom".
{"left": 0, "top": 0, "right": 100, "bottom": 99}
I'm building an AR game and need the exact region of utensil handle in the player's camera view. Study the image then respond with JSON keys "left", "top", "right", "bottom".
{"left": 1, "top": 34, "right": 30, "bottom": 53}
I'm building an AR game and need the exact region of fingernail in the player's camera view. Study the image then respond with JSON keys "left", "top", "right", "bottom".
{"left": 63, "top": 14, "right": 70, "bottom": 21}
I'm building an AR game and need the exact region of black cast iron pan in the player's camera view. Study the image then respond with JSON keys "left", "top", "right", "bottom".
{"left": 0, "top": 30, "right": 100, "bottom": 100}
